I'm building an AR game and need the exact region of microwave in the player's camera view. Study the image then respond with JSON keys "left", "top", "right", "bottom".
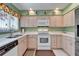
{"left": 37, "top": 19, "right": 49, "bottom": 26}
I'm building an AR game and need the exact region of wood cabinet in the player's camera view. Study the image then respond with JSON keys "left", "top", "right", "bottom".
{"left": 62, "top": 36, "right": 75, "bottom": 56}
{"left": 49, "top": 16, "right": 56, "bottom": 27}
{"left": 51, "top": 35, "right": 62, "bottom": 49}
{"left": 20, "top": 16, "right": 29, "bottom": 27}
{"left": 20, "top": 16, "right": 37, "bottom": 27}
{"left": 63, "top": 10, "right": 75, "bottom": 27}
{"left": 49, "top": 16, "right": 63, "bottom": 27}
{"left": 28, "top": 16, "right": 37, "bottom": 27}
{"left": 27, "top": 35, "right": 37, "bottom": 49}
{"left": 18, "top": 35, "right": 27, "bottom": 56}
{"left": 55, "top": 16, "right": 63, "bottom": 27}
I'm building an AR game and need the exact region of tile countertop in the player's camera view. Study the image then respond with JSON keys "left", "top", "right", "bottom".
{"left": 49, "top": 32, "right": 75, "bottom": 38}
{"left": 0, "top": 32, "right": 38, "bottom": 47}
{"left": 0, "top": 32, "right": 75, "bottom": 47}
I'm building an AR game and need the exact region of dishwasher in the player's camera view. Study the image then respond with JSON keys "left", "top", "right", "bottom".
{"left": 0, "top": 40, "right": 18, "bottom": 56}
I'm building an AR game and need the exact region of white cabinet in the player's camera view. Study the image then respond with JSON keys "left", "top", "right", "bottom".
{"left": 49, "top": 16, "right": 63, "bottom": 27}
{"left": 63, "top": 10, "right": 75, "bottom": 27}
{"left": 62, "top": 36, "right": 75, "bottom": 56}
{"left": 27, "top": 35, "right": 37, "bottom": 49}
{"left": 20, "top": 16, "right": 37, "bottom": 27}
{"left": 18, "top": 35, "right": 27, "bottom": 56}
{"left": 51, "top": 35, "right": 62, "bottom": 49}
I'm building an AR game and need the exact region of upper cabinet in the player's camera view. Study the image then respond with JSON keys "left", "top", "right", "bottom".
{"left": 20, "top": 16, "right": 37, "bottom": 27}
{"left": 20, "top": 16, "right": 29, "bottom": 27}
{"left": 49, "top": 16, "right": 56, "bottom": 27}
{"left": 49, "top": 16, "right": 63, "bottom": 27}
{"left": 63, "top": 10, "right": 75, "bottom": 27}
{"left": 55, "top": 16, "right": 63, "bottom": 27}
{"left": 20, "top": 10, "right": 75, "bottom": 28}
{"left": 28, "top": 16, "right": 37, "bottom": 27}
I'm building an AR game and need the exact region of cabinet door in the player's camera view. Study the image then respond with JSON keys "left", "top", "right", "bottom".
{"left": 66, "top": 37, "right": 75, "bottom": 56}
{"left": 63, "top": 10, "right": 75, "bottom": 27}
{"left": 18, "top": 36, "right": 27, "bottom": 56}
{"left": 51, "top": 35, "right": 62, "bottom": 49}
{"left": 51, "top": 35, "right": 57, "bottom": 48}
{"left": 55, "top": 16, "right": 63, "bottom": 27}
{"left": 27, "top": 35, "right": 37, "bottom": 49}
{"left": 28, "top": 16, "right": 37, "bottom": 27}
{"left": 56, "top": 35, "right": 62, "bottom": 48}
{"left": 69, "top": 10, "right": 75, "bottom": 26}
{"left": 20, "top": 16, "right": 29, "bottom": 27}
{"left": 18, "top": 41, "right": 24, "bottom": 56}
{"left": 49, "top": 16, "right": 56, "bottom": 27}
{"left": 62, "top": 36, "right": 75, "bottom": 56}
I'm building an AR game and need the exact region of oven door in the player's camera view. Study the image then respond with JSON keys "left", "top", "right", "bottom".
{"left": 38, "top": 35, "right": 51, "bottom": 50}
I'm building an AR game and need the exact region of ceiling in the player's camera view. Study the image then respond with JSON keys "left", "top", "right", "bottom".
{"left": 13, "top": 3, "right": 70, "bottom": 10}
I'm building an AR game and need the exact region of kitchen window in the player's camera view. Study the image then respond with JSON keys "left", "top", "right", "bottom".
{"left": 0, "top": 10, "right": 19, "bottom": 33}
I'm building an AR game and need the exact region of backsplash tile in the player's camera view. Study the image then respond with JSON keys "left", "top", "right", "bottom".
{"left": 21, "top": 27, "right": 74, "bottom": 32}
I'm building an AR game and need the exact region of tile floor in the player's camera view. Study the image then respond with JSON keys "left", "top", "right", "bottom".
{"left": 53, "top": 49, "right": 68, "bottom": 56}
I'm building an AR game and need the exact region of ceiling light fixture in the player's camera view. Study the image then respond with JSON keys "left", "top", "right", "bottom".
{"left": 29, "top": 8, "right": 36, "bottom": 15}
{"left": 54, "top": 8, "right": 61, "bottom": 15}
{"left": 29, "top": 8, "right": 32, "bottom": 11}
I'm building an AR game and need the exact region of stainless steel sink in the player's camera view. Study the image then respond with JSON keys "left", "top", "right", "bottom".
{"left": 6, "top": 34, "right": 22, "bottom": 38}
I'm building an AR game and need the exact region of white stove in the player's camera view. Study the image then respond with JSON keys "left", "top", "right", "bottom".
{"left": 37, "top": 28, "right": 51, "bottom": 50}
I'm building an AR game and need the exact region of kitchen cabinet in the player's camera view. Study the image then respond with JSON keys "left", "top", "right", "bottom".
{"left": 51, "top": 35, "right": 62, "bottom": 49}
{"left": 27, "top": 35, "right": 37, "bottom": 49}
{"left": 20, "top": 16, "right": 29, "bottom": 27}
{"left": 49, "top": 16, "right": 63, "bottom": 27}
{"left": 20, "top": 16, "right": 37, "bottom": 27}
{"left": 62, "top": 36, "right": 75, "bottom": 56}
{"left": 18, "top": 35, "right": 27, "bottom": 56}
{"left": 28, "top": 16, "right": 37, "bottom": 27}
{"left": 63, "top": 10, "right": 75, "bottom": 27}
{"left": 49, "top": 16, "right": 56, "bottom": 27}
{"left": 55, "top": 16, "right": 63, "bottom": 27}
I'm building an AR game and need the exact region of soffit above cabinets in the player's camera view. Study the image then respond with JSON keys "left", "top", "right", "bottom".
{"left": 12, "top": 3, "right": 70, "bottom": 10}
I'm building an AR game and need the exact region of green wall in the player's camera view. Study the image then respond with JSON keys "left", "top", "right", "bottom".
{"left": 21, "top": 27, "right": 74, "bottom": 32}
{"left": 62, "top": 3, "right": 79, "bottom": 15}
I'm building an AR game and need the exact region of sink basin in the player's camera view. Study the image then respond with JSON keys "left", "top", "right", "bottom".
{"left": 6, "top": 36, "right": 18, "bottom": 38}
{"left": 6, "top": 34, "right": 22, "bottom": 38}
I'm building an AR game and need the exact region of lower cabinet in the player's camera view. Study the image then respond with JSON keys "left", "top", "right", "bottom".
{"left": 17, "top": 35, "right": 27, "bottom": 56}
{"left": 62, "top": 36, "right": 75, "bottom": 56}
{"left": 51, "top": 34, "right": 75, "bottom": 56}
{"left": 27, "top": 35, "right": 37, "bottom": 49}
{"left": 51, "top": 35, "right": 62, "bottom": 49}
